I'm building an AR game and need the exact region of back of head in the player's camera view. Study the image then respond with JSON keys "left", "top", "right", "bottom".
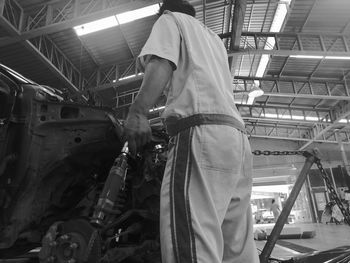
{"left": 159, "top": 0, "right": 196, "bottom": 17}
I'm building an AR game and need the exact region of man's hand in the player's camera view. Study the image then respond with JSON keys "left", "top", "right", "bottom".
{"left": 123, "top": 56, "right": 173, "bottom": 156}
{"left": 124, "top": 112, "right": 152, "bottom": 156}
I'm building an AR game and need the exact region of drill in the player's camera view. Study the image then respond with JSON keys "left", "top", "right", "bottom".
{"left": 91, "top": 142, "right": 129, "bottom": 227}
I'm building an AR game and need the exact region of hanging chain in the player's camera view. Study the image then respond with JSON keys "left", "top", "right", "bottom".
{"left": 252, "top": 150, "right": 307, "bottom": 156}
{"left": 253, "top": 149, "right": 350, "bottom": 226}
{"left": 315, "top": 159, "right": 350, "bottom": 226}
{"left": 83, "top": 229, "right": 99, "bottom": 262}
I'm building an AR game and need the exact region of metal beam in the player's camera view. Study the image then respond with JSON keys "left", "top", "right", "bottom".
{"left": 229, "top": 49, "right": 350, "bottom": 57}
{"left": 236, "top": 76, "right": 346, "bottom": 84}
{"left": 202, "top": 0, "right": 206, "bottom": 25}
{"left": 0, "top": 0, "right": 159, "bottom": 47}
{"left": 0, "top": 2, "right": 87, "bottom": 99}
{"left": 298, "top": 101, "right": 350, "bottom": 150}
{"left": 234, "top": 77, "right": 350, "bottom": 101}
{"left": 250, "top": 134, "right": 350, "bottom": 144}
{"left": 220, "top": 32, "right": 350, "bottom": 58}
{"left": 228, "top": 0, "right": 247, "bottom": 71}
{"left": 262, "top": 92, "right": 350, "bottom": 100}
{"left": 243, "top": 116, "right": 329, "bottom": 125}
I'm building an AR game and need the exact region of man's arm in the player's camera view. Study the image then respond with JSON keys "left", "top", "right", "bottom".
{"left": 124, "top": 56, "right": 173, "bottom": 155}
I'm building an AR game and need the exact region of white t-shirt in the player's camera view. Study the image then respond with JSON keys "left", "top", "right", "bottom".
{"left": 138, "top": 11, "right": 244, "bottom": 126}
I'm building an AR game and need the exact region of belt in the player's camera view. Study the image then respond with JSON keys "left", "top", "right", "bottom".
{"left": 165, "top": 113, "right": 247, "bottom": 137}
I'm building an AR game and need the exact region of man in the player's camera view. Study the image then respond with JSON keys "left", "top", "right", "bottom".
{"left": 271, "top": 199, "right": 281, "bottom": 221}
{"left": 124, "top": 1, "right": 259, "bottom": 262}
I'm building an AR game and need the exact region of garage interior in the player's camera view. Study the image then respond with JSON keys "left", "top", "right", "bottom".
{"left": 1, "top": 0, "right": 350, "bottom": 262}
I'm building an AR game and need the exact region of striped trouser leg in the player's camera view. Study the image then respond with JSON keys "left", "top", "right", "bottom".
{"left": 160, "top": 125, "right": 259, "bottom": 263}
{"left": 160, "top": 127, "right": 197, "bottom": 263}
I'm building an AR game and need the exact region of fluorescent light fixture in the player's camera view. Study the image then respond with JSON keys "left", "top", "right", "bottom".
{"left": 339, "top": 119, "right": 348, "bottom": 123}
{"left": 74, "top": 16, "right": 119, "bottom": 36}
{"left": 149, "top": 106, "right": 165, "bottom": 112}
{"left": 255, "top": 0, "right": 291, "bottom": 78}
{"left": 269, "top": 2, "right": 289, "bottom": 32}
{"left": 324, "top": 56, "right": 350, "bottom": 60}
{"left": 305, "top": 116, "right": 319, "bottom": 121}
{"left": 256, "top": 54, "right": 270, "bottom": 77}
{"left": 279, "top": 114, "right": 292, "bottom": 119}
{"left": 118, "top": 73, "right": 144, "bottom": 81}
{"left": 290, "top": 55, "right": 350, "bottom": 60}
{"left": 291, "top": 115, "right": 305, "bottom": 120}
{"left": 264, "top": 113, "right": 278, "bottom": 118}
{"left": 74, "top": 4, "right": 159, "bottom": 36}
{"left": 290, "top": 55, "right": 323, "bottom": 59}
{"left": 116, "top": 4, "right": 159, "bottom": 24}
{"left": 247, "top": 96, "right": 255, "bottom": 105}
{"left": 248, "top": 86, "right": 264, "bottom": 98}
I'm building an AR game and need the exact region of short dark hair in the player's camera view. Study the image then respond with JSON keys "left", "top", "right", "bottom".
{"left": 159, "top": 0, "right": 196, "bottom": 17}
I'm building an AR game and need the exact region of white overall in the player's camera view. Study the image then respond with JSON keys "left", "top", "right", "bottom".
{"left": 138, "top": 11, "right": 259, "bottom": 263}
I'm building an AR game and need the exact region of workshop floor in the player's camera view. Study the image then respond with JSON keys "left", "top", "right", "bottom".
{"left": 255, "top": 222, "right": 350, "bottom": 260}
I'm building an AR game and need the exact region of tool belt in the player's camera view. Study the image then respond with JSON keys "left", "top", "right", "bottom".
{"left": 165, "top": 113, "right": 247, "bottom": 137}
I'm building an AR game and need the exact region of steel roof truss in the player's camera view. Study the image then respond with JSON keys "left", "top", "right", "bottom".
{"left": 234, "top": 77, "right": 350, "bottom": 101}
{"left": 227, "top": 32, "right": 350, "bottom": 57}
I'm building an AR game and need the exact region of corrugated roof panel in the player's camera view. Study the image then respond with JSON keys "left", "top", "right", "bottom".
{"left": 48, "top": 29, "right": 97, "bottom": 76}
{"left": 245, "top": 1, "right": 277, "bottom": 32}
{"left": 234, "top": 54, "right": 261, "bottom": 77}
{"left": 79, "top": 26, "right": 133, "bottom": 65}
{"left": 311, "top": 60, "right": 350, "bottom": 79}
{"left": 121, "top": 15, "right": 157, "bottom": 57}
{"left": 266, "top": 56, "right": 288, "bottom": 75}
{"left": 0, "top": 27, "right": 10, "bottom": 37}
{"left": 285, "top": 0, "right": 350, "bottom": 33}
{"left": 0, "top": 42, "right": 67, "bottom": 89}
{"left": 284, "top": 0, "right": 316, "bottom": 32}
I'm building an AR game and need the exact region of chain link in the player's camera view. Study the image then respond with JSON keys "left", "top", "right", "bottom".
{"left": 252, "top": 150, "right": 307, "bottom": 156}
{"left": 84, "top": 229, "right": 99, "bottom": 261}
{"left": 315, "top": 160, "right": 350, "bottom": 226}
{"left": 253, "top": 149, "right": 350, "bottom": 226}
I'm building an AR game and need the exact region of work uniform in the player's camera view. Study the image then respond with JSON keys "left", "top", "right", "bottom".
{"left": 271, "top": 202, "right": 281, "bottom": 220}
{"left": 138, "top": 11, "right": 259, "bottom": 263}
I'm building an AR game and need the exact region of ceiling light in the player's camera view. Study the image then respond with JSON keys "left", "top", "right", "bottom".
{"left": 247, "top": 96, "right": 255, "bottom": 105}
{"left": 149, "top": 106, "right": 165, "bottom": 112}
{"left": 248, "top": 86, "right": 264, "bottom": 98}
{"left": 290, "top": 55, "right": 323, "bottom": 59}
{"left": 305, "top": 116, "right": 319, "bottom": 121}
{"left": 74, "top": 4, "right": 159, "bottom": 36}
{"left": 255, "top": 0, "right": 290, "bottom": 78}
{"left": 324, "top": 56, "right": 350, "bottom": 60}
{"left": 269, "top": 2, "right": 289, "bottom": 32}
{"left": 74, "top": 16, "right": 119, "bottom": 36}
{"left": 118, "top": 73, "right": 144, "bottom": 81}
{"left": 116, "top": 4, "right": 159, "bottom": 24}
{"left": 290, "top": 55, "right": 350, "bottom": 60}
{"left": 255, "top": 54, "right": 270, "bottom": 77}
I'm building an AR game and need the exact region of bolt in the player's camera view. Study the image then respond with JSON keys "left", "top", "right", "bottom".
{"left": 60, "top": 234, "right": 70, "bottom": 240}
{"left": 69, "top": 242, "right": 79, "bottom": 249}
{"left": 49, "top": 241, "right": 57, "bottom": 247}
{"left": 46, "top": 256, "right": 56, "bottom": 262}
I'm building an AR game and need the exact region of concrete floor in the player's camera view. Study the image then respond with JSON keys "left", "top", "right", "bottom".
{"left": 255, "top": 222, "right": 350, "bottom": 260}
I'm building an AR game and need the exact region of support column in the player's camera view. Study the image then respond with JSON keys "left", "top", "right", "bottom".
{"left": 0, "top": 0, "right": 5, "bottom": 16}
{"left": 228, "top": 0, "right": 247, "bottom": 73}
{"left": 335, "top": 130, "right": 350, "bottom": 189}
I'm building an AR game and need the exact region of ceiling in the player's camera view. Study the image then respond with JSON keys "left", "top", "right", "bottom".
{"left": 1, "top": 0, "right": 350, "bottom": 150}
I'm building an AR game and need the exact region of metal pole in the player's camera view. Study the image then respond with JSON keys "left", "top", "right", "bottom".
{"left": 259, "top": 150, "right": 319, "bottom": 263}
{"left": 335, "top": 130, "right": 350, "bottom": 189}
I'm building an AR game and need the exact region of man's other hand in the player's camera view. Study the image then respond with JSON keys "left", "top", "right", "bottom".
{"left": 124, "top": 113, "right": 152, "bottom": 156}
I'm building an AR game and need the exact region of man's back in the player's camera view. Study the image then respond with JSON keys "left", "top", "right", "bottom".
{"left": 140, "top": 11, "right": 244, "bottom": 125}
{"left": 125, "top": 2, "right": 259, "bottom": 262}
